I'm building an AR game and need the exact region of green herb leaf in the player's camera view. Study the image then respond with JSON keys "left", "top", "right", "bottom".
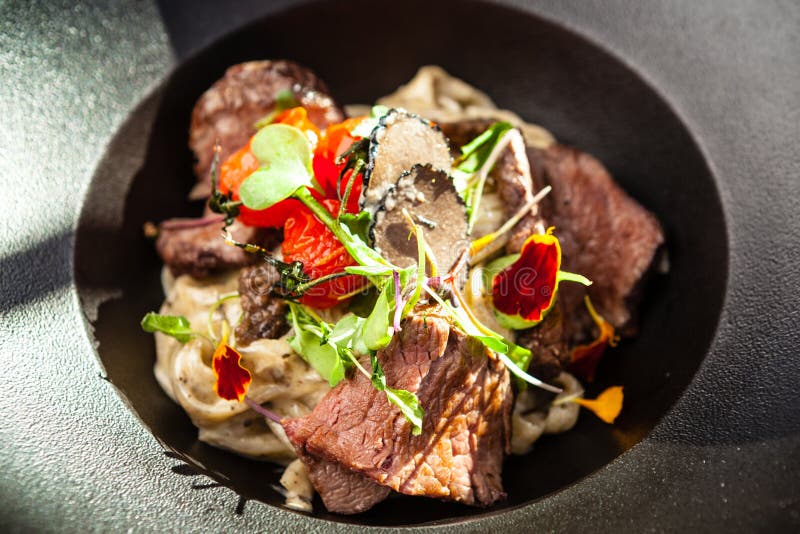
{"left": 363, "top": 285, "right": 393, "bottom": 350}
{"left": 253, "top": 89, "right": 300, "bottom": 129}
{"left": 339, "top": 210, "right": 372, "bottom": 244}
{"left": 473, "top": 335, "right": 508, "bottom": 353}
{"left": 141, "top": 313, "right": 196, "bottom": 343}
{"left": 276, "top": 89, "right": 299, "bottom": 111}
{"left": 329, "top": 313, "right": 370, "bottom": 355}
{"left": 240, "top": 124, "right": 314, "bottom": 210}
{"left": 288, "top": 305, "right": 345, "bottom": 386}
{"left": 344, "top": 264, "right": 395, "bottom": 277}
{"left": 385, "top": 387, "right": 424, "bottom": 436}
{"left": 457, "top": 121, "right": 515, "bottom": 173}
{"left": 370, "top": 353, "right": 424, "bottom": 435}
{"left": 290, "top": 329, "right": 344, "bottom": 387}
{"left": 348, "top": 285, "right": 380, "bottom": 318}
{"left": 454, "top": 122, "right": 515, "bottom": 230}
{"left": 369, "top": 352, "right": 386, "bottom": 390}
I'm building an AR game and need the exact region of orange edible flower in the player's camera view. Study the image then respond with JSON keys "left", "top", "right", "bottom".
{"left": 571, "top": 386, "right": 624, "bottom": 424}
{"left": 211, "top": 327, "right": 251, "bottom": 402}
{"left": 569, "top": 296, "right": 620, "bottom": 382}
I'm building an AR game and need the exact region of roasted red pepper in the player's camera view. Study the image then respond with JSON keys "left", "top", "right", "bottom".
{"left": 218, "top": 110, "right": 364, "bottom": 227}
{"left": 313, "top": 117, "right": 365, "bottom": 212}
{"left": 282, "top": 198, "right": 367, "bottom": 309}
{"left": 219, "top": 140, "right": 302, "bottom": 227}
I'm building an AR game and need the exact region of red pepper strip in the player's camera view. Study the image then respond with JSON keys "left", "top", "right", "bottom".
{"left": 218, "top": 111, "right": 364, "bottom": 227}
{"left": 313, "top": 117, "right": 366, "bottom": 211}
{"left": 282, "top": 198, "right": 368, "bottom": 309}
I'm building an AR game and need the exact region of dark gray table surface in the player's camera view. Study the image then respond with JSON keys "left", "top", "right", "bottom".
{"left": 1, "top": 0, "right": 798, "bottom": 531}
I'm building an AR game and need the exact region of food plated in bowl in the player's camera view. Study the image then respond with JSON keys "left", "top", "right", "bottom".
{"left": 141, "top": 60, "right": 664, "bottom": 515}
{"left": 73, "top": 2, "right": 729, "bottom": 525}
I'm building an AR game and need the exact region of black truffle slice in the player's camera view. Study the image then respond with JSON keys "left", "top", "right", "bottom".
{"left": 361, "top": 109, "right": 452, "bottom": 216}
{"left": 371, "top": 164, "right": 468, "bottom": 273}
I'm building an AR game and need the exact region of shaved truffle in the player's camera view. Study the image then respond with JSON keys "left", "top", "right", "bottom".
{"left": 361, "top": 109, "right": 452, "bottom": 216}
{"left": 371, "top": 164, "right": 468, "bottom": 273}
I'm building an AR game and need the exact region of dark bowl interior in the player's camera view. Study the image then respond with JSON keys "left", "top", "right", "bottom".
{"left": 75, "top": 0, "right": 727, "bottom": 527}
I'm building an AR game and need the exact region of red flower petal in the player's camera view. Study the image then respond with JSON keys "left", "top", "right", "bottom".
{"left": 569, "top": 296, "right": 619, "bottom": 382}
{"left": 492, "top": 233, "right": 561, "bottom": 324}
{"left": 212, "top": 342, "right": 252, "bottom": 402}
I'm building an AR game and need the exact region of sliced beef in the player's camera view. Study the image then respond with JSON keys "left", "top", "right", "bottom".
{"left": 527, "top": 144, "right": 665, "bottom": 334}
{"left": 439, "top": 118, "right": 494, "bottom": 157}
{"left": 236, "top": 263, "right": 290, "bottom": 345}
{"left": 515, "top": 304, "right": 569, "bottom": 382}
{"left": 283, "top": 307, "right": 512, "bottom": 510}
{"left": 296, "top": 451, "right": 391, "bottom": 515}
{"left": 189, "top": 60, "right": 345, "bottom": 198}
{"left": 440, "top": 120, "right": 548, "bottom": 247}
{"left": 493, "top": 129, "right": 535, "bottom": 215}
{"left": 155, "top": 218, "right": 280, "bottom": 279}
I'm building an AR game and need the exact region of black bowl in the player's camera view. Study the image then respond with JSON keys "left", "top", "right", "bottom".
{"left": 75, "top": 0, "right": 726, "bottom": 527}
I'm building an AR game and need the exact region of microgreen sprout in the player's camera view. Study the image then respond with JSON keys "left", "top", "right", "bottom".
{"left": 207, "top": 143, "right": 243, "bottom": 226}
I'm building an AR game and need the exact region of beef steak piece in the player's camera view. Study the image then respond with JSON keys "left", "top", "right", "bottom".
{"left": 295, "top": 450, "right": 391, "bottom": 515}
{"left": 155, "top": 218, "right": 280, "bottom": 279}
{"left": 189, "top": 60, "right": 345, "bottom": 198}
{"left": 527, "top": 144, "right": 665, "bottom": 335}
{"left": 235, "top": 263, "right": 290, "bottom": 345}
{"left": 439, "top": 118, "right": 495, "bottom": 158}
{"left": 282, "top": 307, "right": 513, "bottom": 510}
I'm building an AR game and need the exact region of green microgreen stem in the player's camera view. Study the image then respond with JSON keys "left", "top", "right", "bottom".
{"left": 290, "top": 271, "right": 353, "bottom": 296}
{"left": 340, "top": 347, "right": 371, "bottom": 379}
{"left": 556, "top": 270, "right": 593, "bottom": 286}
{"left": 551, "top": 391, "right": 585, "bottom": 406}
{"left": 338, "top": 159, "right": 363, "bottom": 218}
{"left": 467, "top": 130, "right": 513, "bottom": 232}
{"left": 206, "top": 293, "right": 240, "bottom": 341}
{"left": 392, "top": 271, "right": 405, "bottom": 332}
{"left": 295, "top": 187, "right": 390, "bottom": 268}
{"left": 422, "top": 280, "right": 562, "bottom": 394}
{"left": 401, "top": 209, "right": 427, "bottom": 316}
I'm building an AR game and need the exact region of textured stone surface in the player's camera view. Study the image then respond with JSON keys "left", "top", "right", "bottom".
{"left": 1, "top": 0, "right": 798, "bottom": 532}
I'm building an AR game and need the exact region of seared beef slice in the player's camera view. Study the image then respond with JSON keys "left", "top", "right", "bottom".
{"left": 155, "top": 219, "right": 280, "bottom": 279}
{"left": 235, "top": 263, "right": 290, "bottom": 344}
{"left": 189, "top": 60, "right": 345, "bottom": 198}
{"left": 293, "top": 450, "right": 391, "bottom": 515}
{"left": 528, "top": 144, "right": 665, "bottom": 332}
{"left": 283, "top": 308, "right": 513, "bottom": 509}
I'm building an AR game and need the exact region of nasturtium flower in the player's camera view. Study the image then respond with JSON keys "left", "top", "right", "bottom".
{"left": 569, "top": 296, "right": 620, "bottom": 382}
{"left": 211, "top": 329, "right": 252, "bottom": 402}
{"left": 490, "top": 230, "right": 591, "bottom": 330}
{"left": 570, "top": 386, "right": 624, "bottom": 424}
